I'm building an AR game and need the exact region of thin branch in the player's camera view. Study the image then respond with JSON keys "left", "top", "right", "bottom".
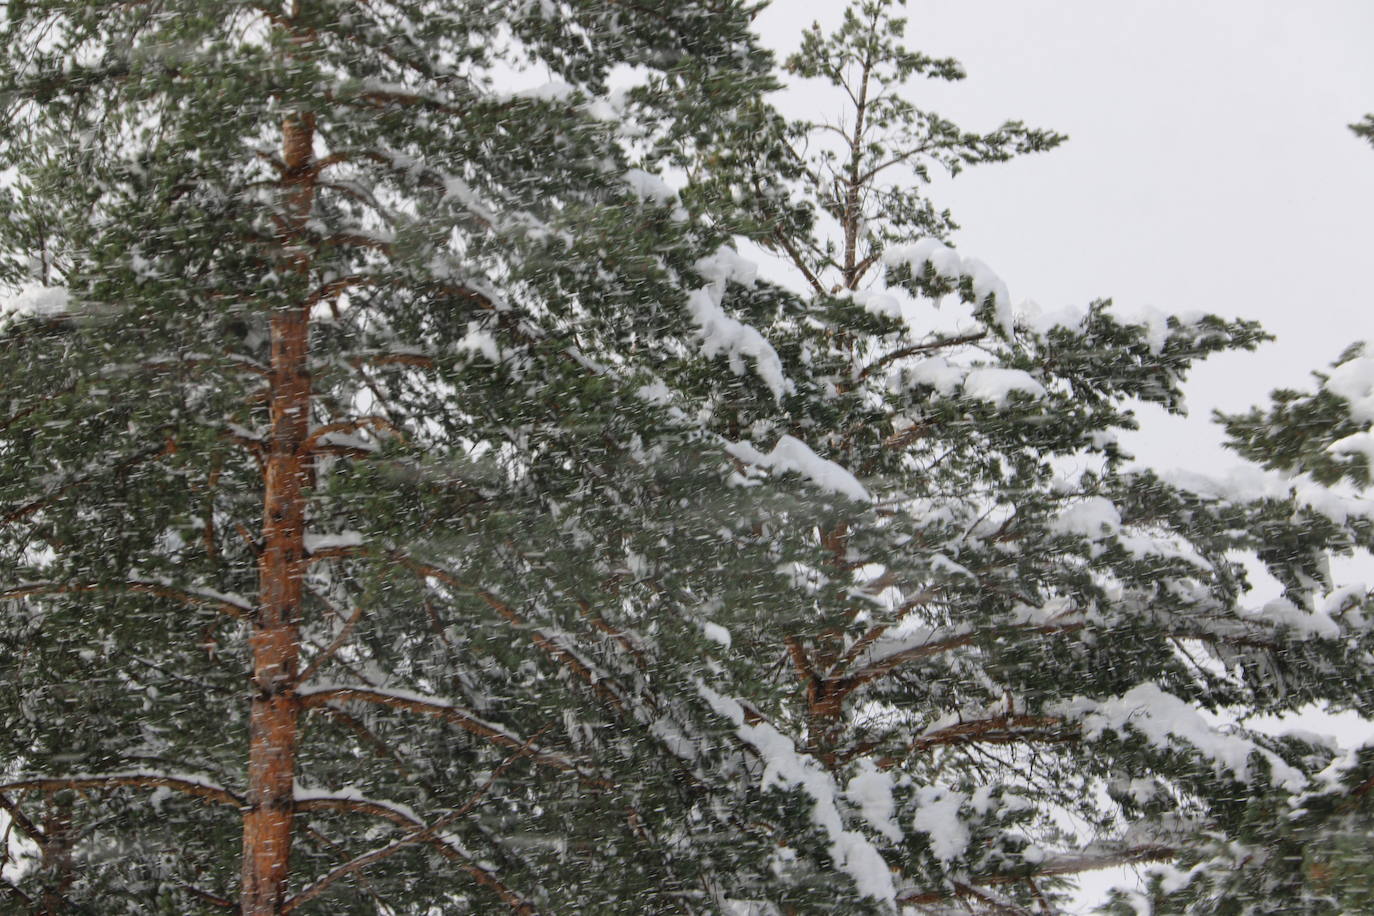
{"left": 770, "top": 227, "right": 827, "bottom": 296}
{"left": 285, "top": 735, "right": 548, "bottom": 915}
{"left": 300, "top": 415, "right": 401, "bottom": 455}
{"left": 0, "top": 580, "right": 248, "bottom": 619}
{"left": 0, "top": 793, "right": 44, "bottom": 843}
{"left": 177, "top": 882, "right": 236, "bottom": 909}
{"left": 0, "top": 774, "right": 241, "bottom": 808}
{"left": 0, "top": 876, "right": 33, "bottom": 908}
{"left": 897, "top": 844, "right": 1177, "bottom": 906}
{"left": 856, "top": 331, "right": 988, "bottom": 380}
{"left": 397, "top": 556, "right": 633, "bottom": 713}
{"left": 295, "top": 605, "right": 365, "bottom": 684}
{"left": 298, "top": 686, "right": 576, "bottom": 772}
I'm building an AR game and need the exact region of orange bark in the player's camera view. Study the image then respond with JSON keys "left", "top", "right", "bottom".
{"left": 240, "top": 109, "right": 316, "bottom": 916}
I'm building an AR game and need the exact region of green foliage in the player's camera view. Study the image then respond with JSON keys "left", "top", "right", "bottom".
{"left": 1, "top": 1, "right": 1371, "bottom": 914}
{"left": 1352, "top": 114, "right": 1374, "bottom": 149}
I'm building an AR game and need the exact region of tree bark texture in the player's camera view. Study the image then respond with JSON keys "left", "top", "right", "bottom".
{"left": 240, "top": 109, "right": 316, "bottom": 916}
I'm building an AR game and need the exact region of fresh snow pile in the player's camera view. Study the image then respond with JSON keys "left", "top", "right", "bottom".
{"left": 1050, "top": 496, "right": 1123, "bottom": 540}
{"left": 303, "top": 531, "right": 365, "bottom": 553}
{"left": 622, "top": 168, "right": 679, "bottom": 206}
{"left": 1019, "top": 299, "right": 1208, "bottom": 355}
{"left": 1241, "top": 597, "right": 1342, "bottom": 640}
{"left": 1164, "top": 465, "right": 1374, "bottom": 526}
{"left": 726, "top": 435, "right": 870, "bottom": 502}
{"left": 961, "top": 368, "right": 1046, "bottom": 406}
{"left": 849, "top": 289, "right": 902, "bottom": 320}
{"left": 1324, "top": 347, "right": 1374, "bottom": 422}
{"left": 903, "top": 359, "right": 1045, "bottom": 406}
{"left": 882, "top": 238, "right": 1012, "bottom": 332}
{"left": 1, "top": 284, "right": 69, "bottom": 321}
{"left": 845, "top": 761, "right": 903, "bottom": 844}
{"left": 699, "top": 684, "right": 897, "bottom": 905}
{"left": 699, "top": 620, "right": 732, "bottom": 648}
{"left": 1054, "top": 682, "right": 1306, "bottom": 791}
{"left": 689, "top": 247, "right": 791, "bottom": 400}
{"left": 1328, "top": 431, "right": 1374, "bottom": 464}
{"left": 911, "top": 786, "right": 970, "bottom": 862}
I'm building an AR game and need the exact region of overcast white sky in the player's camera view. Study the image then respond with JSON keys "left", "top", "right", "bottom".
{"left": 755, "top": 0, "right": 1374, "bottom": 472}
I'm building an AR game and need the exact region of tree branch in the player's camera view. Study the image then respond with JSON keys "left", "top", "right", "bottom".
{"left": 295, "top": 605, "right": 364, "bottom": 684}
{"left": 0, "top": 792, "right": 45, "bottom": 844}
{"left": 856, "top": 331, "right": 988, "bottom": 380}
{"left": 286, "top": 736, "right": 547, "bottom": 914}
{"left": 0, "top": 774, "right": 241, "bottom": 809}
{"left": 0, "top": 580, "right": 249, "bottom": 620}
{"left": 897, "top": 844, "right": 1177, "bottom": 906}
{"left": 298, "top": 685, "right": 577, "bottom": 772}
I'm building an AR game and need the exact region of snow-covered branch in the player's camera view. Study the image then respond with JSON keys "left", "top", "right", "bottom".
{"left": 0, "top": 772, "right": 241, "bottom": 808}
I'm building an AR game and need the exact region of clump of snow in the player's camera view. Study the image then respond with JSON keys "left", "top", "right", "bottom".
{"left": 1325, "top": 350, "right": 1374, "bottom": 423}
{"left": 849, "top": 289, "right": 901, "bottom": 320}
{"left": 1243, "top": 597, "right": 1341, "bottom": 640}
{"left": 1, "top": 284, "right": 69, "bottom": 321}
{"left": 303, "top": 531, "right": 365, "bottom": 553}
{"left": 904, "top": 357, "right": 967, "bottom": 396}
{"left": 726, "top": 435, "right": 870, "bottom": 502}
{"left": 512, "top": 81, "right": 577, "bottom": 102}
{"left": 700, "top": 620, "right": 732, "bottom": 648}
{"left": 899, "top": 360, "right": 1044, "bottom": 406}
{"left": 1053, "top": 682, "right": 1306, "bottom": 791}
{"left": 883, "top": 238, "right": 964, "bottom": 283}
{"left": 622, "top": 168, "right": 678, "bottom": 206}
{"left": 688, "top": 247, "right": 788, "bottom": 400}
{"left": 456, "top": 321, "right": 502, "bottom": 363}
{"left": 911, "top": 786, "right": 970, "bottom": 862}
{"left": 1163, "top": 465, "right": 1374, "bottom": 526}
{"left": 882, "top": 239, "right": 1012, "bottom": 332}
{"left": 695, "top": 245, "right": 759, "bottom": 288}
{"left": 699, "top": 684, "right": 897, "bottom": 905}
{"left": 1103, "top": 302, "right": 1174, "bottom": 354}
{"left": 1051, "top": 496, "right": 1122, "bottom": 540}
{"left": 1017, "top": 299, "right": 1206, "bottom": 356}
{"left": 960, "top": 368, "right": 1045, "bottom": 406}
{"left": 1116, "top": 533, "right": 1211, "bottom": 569}
{"left": 845, "top": 761, "right": 903, "bottom": 844}
{"left": 1328, "top": 431, "right": 1374, "bottom": 464}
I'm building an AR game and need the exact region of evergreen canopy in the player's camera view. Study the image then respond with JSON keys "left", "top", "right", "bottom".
{"left": 1, "top": 0, "right": 1372, "bottom": 913}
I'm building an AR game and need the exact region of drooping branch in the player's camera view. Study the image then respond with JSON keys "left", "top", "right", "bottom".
{"left": 862, "top": 715, "right": 1078, "bottom": 767}
{"left": 298, "top": 685, "right": 578, "bottom": 772}
{"left": 1, "top": 438, "right": 175, "bottom": 527}
{"left": 0, "top": 580, "right": 249, "bottom": 619}
{"left": 856, "top": 331, "right": 988, "bottom": 380}
{"left": 397, "top": 556, "right": 636, "bottom": 714}
{"left": 0, "top": 792, "right": 44, "bottom": 843}
{"left": 0, "top": 774, "right": 242, "bottom": 809}
{"left": 897, "top": 844, "right": 1177, "bottom": 906}
{"left": 842, "top": 623, "right": 1084, "bottom": 691}
{"left": 0, "top": 876, "right": 33, "bottom": 907}
{"left": 285, "top": 736, "right": 547, "bottom": 915}
{"left": 300, "top": 415, "right": 402, "bottom": 455}
{"left": 294, "top": 605, "right": 364, "bottom": 684}
{"left": 177, "top": 882, "right": 237, "bottom": 909}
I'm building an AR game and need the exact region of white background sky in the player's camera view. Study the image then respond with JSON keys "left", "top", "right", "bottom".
{"left": 755, "top": 0, "right": 1374, "bottom": 472}
{"left": 749, "top": 3, "right": 1374, "bottom": 907}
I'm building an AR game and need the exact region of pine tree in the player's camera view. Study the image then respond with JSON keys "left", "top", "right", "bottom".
{"left": 0, "top": 1, "right": 787, "bottom": 912}
{"left": 608, "top": 1, "right": 1374, "bottom": 911}
{"left": 4, "top": 1, "right": 1372, "bottom": 913}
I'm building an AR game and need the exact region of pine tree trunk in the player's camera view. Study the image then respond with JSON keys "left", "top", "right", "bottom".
{"left": 240, "top": 111, "right": 316, "bottom": 916}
